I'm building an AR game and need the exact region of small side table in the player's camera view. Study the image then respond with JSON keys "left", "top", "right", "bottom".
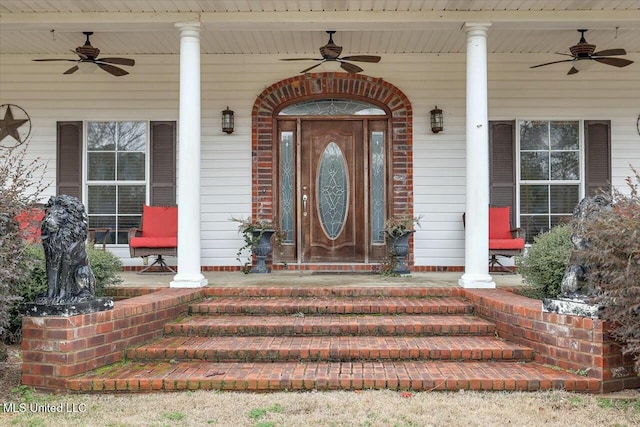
{"left": 88, "top": 228, "right": 111, "bottom": 250}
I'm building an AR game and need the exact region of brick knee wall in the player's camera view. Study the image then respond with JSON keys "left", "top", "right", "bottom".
{"left": 464, "top": 289, "right": 640, "bottom": 393}
{"left": 21, "top": 288, "right": 203, "bottom": 392}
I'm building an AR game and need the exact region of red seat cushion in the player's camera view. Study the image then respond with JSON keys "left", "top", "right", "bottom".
{"left": 489, "top": 206, "right": 514, "bottom": 240}
{"left": 129, "top": 236, "right": 178, "bottom": 248}
{"left": 489, "top": 238, "right": 525, "bottom": 250}
{"left": 141, "top": 205, "right": 177, "bottom": 238}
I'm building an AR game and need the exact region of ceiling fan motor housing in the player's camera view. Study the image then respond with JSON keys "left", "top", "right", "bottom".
{"left": 570, "top": 43, "right": 595, "bottom": 57}
{"left": 76, "top": 45, "right": 100, "bottom": 59}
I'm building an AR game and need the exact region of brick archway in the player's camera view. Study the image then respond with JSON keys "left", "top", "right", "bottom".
{"left": 252, "top": 73, "right": 413, "bottom": 227}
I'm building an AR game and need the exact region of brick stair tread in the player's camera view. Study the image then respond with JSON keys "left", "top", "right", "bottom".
{"left": 165, "top": 314, "right": 495, "bottom": 336}
{"left": 69, "top": 360, "right": 600, "bottom": 393}
{"left": 128, "top": 335, "right": 533, "bottom": 362}
{"left": 190, "top": 296, "right": 473, "bottom": 315}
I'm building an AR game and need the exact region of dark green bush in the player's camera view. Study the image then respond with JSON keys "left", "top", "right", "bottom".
{"left": 3, "top": 244, "right": 122, "bottom": 344}
{"left": 581, "top": 168, "right": 640, "bottom": 374}
{"left": 515, "top": 224, "right": 573, "bottom": 300}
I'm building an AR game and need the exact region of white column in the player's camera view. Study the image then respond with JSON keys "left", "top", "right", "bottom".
{"left": 459, "top": 22, "right": 495, "bottom": 289}
{"left": 170, "top": 22, "right": 207, "bottom": 288}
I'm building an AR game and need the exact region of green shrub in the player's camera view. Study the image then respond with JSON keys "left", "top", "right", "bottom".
{"left": 3, "top": 244, "right": 122, "bottom": 344}
{"left": 515, "top": 224, "right": 573, "bottom": 300}
{"left": 581, "top": 168, "right": 640, "bottom": 374}
{"left": 86, "top": 245, "right": 123, "bottom": 295}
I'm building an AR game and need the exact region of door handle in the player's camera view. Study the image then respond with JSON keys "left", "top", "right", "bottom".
{"left": 302, "top": 194, "right": 308, "bottom": 216}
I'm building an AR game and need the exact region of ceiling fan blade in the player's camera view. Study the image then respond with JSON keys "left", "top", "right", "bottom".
{"left": 554, "top": 52, "right": 575, "bottom": 57}
{"left": 63, "top": 65, "right": 79, "bottom": 75}
{"left": 593, "top": 57, "right": 634, "bottom": 67}
{"left": 300, "top": 62, "right": 324, "bottom": 73}
{"left": 593, "top": 48, "right": 627, "bottom": 57}
{"left": 530, "top": 59, "right": 574, "bottom": 68}
{"left": 340, "top": 61, "right": 364, "bottom": 73}
{"left": 567, "top": 67, "right": 579, "bottom": 75}
{"left": 340, "top": 55, "right": 381, "bottom": 63}
{"left": 98, "top": 62, "right": 129, "bottom": 76}
{"left": 280, "top": 58, "right": 323, "bottom": 61}
{"left": 98, "top": 57, "right": 135, "bottom": 66}
{"left": 33, "top": 59, "right": 78, "bottom": 62}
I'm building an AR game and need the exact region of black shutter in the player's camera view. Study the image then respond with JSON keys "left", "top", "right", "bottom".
{"left": 56, "top": 121, "right": 83, "bottom": 199}
{"left": 584, "top": 120, "right": 611, "bottom": 197}
{"left": 150, "top": 121, "right": 177, "bottom": 206}
{"left": 489, "top": 120, "right": 516, "bottom": 225}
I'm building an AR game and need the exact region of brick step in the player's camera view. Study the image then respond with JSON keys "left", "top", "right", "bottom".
{"left": 189, "top": 297, "right": 473, "bottom": 316}
{"left": 69, "top": 360, "right": 600, "bottom": 393}
{"left": 127, "top": 335, "right": 533, "bottom": 362}
{"left": 165, "top": 314, "right": 496, "bottom": 337}
{"left": 203, "top": 286, "right": 459, "bottom": 298}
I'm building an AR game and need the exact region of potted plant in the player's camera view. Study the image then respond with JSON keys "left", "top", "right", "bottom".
{"left": 384, "top": 214, "right": 422, "bottom": 274}
{"left": 231, "top": 216, "right": 280, "bottom": 273}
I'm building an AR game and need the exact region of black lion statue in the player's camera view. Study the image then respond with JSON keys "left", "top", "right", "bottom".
{"left": 39, "top": 195, "right": 95, "bottom": 303}
{"left": 560, "top": 194, "right": 612, "bottom": 298}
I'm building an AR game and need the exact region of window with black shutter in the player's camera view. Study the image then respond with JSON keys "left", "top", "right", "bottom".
{"left": 56, "top": 120, "right": 176, "bottom": 245}
{"left": 489, "top": 119, "right": 610, "bottom": 244}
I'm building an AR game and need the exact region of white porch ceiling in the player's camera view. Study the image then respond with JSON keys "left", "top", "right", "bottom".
{"left": 0, "top": 1, "right": 639, "bottom": 56}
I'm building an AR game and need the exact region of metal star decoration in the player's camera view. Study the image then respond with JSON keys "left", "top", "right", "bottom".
{"left": 0, "top": 104, "right": 31, "bottom": 147}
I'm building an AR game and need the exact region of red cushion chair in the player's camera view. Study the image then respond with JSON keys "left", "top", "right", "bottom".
{"left": 489, "top": 206, "right": 525, "bottom": 272}
{"left": 128, "top": 205, "right": 178, "bottom": 273}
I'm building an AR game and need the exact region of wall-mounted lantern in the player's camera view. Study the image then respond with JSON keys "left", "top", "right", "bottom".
{"left": 222, "top": 106, "right": 234, "bottom": 134}
{"left": 430, "top": 106, "right": 443, "bottom": 133}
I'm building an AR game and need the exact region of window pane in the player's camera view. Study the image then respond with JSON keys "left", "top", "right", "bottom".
{"left": 520, "top": 152, "right": 549, "bottom": 180}
{"left": 117, "top": 152, "right": 146, "bottom": 180}
{"left": 279, "top": 99, "right": 385, "bottom": 116}
{"left": 520, "top": 215, "right": 550, "bottom": 244}
{"left": 551, "top": 215, "right": 572, "bottom": 228}
{"left": 371, "top": 131, "right": 385, "bottom": 243}
{"left": 117, "top": 122, "right": 146, "bottom": 151}
{"left": 550, "top": 152, "right": 579, "bottom": 180}
{"left": 118, "top": 215, "right": 142, "bottom": 244}
{"left": 550, "top": 121, "right": 579, "bottom": 150}
{"left": 88, "top": 216, "right": 116, "bottom": 244}
{"left": 118, "top": 185, "right": 146, "bottom": 214}
{"left": 520, "top": 185, "right": 548, "bottom": 214}
{"left": 88, "top": 186, "right": 116, "bottom": 214}
{"left": 550, "top": 185, "right": 580, "bottom": 214}
{"left": 88, "top": 153, "right": 115, "bottom": 180}
{"left": 279, "top": 132, "right": 294, "bottom": 243}
{"left": 520, "top": 121, "right": 549, "bottom": 150}
{"left": 87, "top": 122, "right": 116, "bottom": 150}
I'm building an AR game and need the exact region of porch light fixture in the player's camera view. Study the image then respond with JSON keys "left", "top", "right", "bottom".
{"left": 221, "top": 106, "right": 234, "bottom": 134}
{"left": 430, "top": 106, "right": 443, "bottom": 133}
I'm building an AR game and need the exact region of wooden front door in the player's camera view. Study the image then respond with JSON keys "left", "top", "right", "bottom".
{"left": 300, "top": 120, "right": 365, "bottom": 262}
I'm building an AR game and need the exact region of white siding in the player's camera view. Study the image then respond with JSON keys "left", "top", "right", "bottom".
{"left": 1, "top": 51, "right": 639, "bottom": 267}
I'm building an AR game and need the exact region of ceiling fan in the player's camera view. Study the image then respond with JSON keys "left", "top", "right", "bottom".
{"left": 530, "top": 29, "right": 633, "bottom": 75}
{"left": 280, "top": 30, "right": 381, "bottom": 74}
{"left": 33, "top": 32, "right": 135, "bottom": 77}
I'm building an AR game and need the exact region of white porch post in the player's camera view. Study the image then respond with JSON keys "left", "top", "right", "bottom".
{"left": 170, "top": 22, "right": 207, "bottom": 288}
{"left": 459, "top": 22, "right": 495, "bottom": 289}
